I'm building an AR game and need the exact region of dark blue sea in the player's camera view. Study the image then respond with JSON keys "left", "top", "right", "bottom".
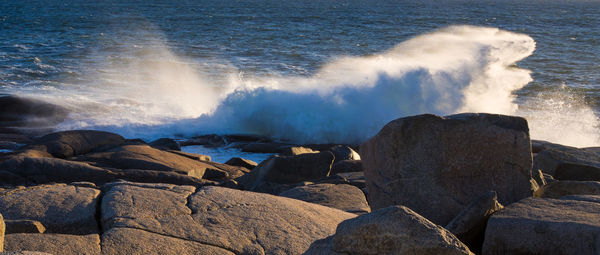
{"left": 1, "top": 0, "right": 599, "bottom": 149}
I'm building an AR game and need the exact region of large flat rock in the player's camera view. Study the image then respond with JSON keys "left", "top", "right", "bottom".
{"left": 73, "top": 145, "right": 216, "bottom": 178}
{"left": 483, "top": 197, "right": 600, "bottom": 255}
{"left": 101, "top": 228, "right": 234, "bottom": 255}
{"left": 0, "top": 184, "right": 99, "bottom": 234}
{"left": 360, "top": 113, "right": 534, "bottom": 225}
{"left": 4, "top": 233, "right": 100, "bottom": 255}
{"left": 101, "top": 181, "right": 355, "bottom": 254}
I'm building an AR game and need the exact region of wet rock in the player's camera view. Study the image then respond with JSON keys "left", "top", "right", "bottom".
{"left": 0, "top": 95, "right": 68, "bottom": 134}
{"left": 148, "top": 138, "right": 181, "bottom": 151}
{"left": 0, "top": 184, "right": 99, "bottom": 234}
{"left": 330, "top": 160, "right": 362, "bottom": 174}
{"left": 554, "top": 162, "right": 600, "bottom": 181}
{"left": 361, "top": 113, "right": 534, "bottom": 225}
{"left": 279, "top": 183, "right": 370, "bottom": 214}
{"left": 101, "top": 181, "right": 355, "bottom": 254}
{"left": 224, "top": 157, "right": 257, "bottom": 169}
{"left": 534, "top": 180, "right": 600, "bottom": 198}
{"left": 445, "top": 191, "right": 503, "bottom": 254}
{"left": 180, "top": 134, "right": 227, "bottom": 147}
{"left": 4, "top": 220, "right": 45, "bottom": 234}
{"left": 25, "top": 130, "right": 125, "bottom": 159}
{"left": 280, "top": 146, "right": 319, "bottom": 156}
{"left": 4, "top": 233, "right": 100, "bottom": 255}
{"left": 237, "top": 152, "right": 335, "bottom": 194}
{"left": 306, "top": 205, "right": 473, "bottom": 255}
{"left": 483, "top": 197, "right": 600, "bottom": 255}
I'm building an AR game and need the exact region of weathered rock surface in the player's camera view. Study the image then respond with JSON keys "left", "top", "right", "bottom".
{"left": 224, "top": 157, "right": 257, "bottom": 169}
{"left": 534, "top": 180, "right": 600, "bottom": 198}
{"left": 73, "top": 145, "right": 212, "bottom": 178}
{"left": 0, "top": 184, "right": 99, "bottom": 234}
{"left": 101, "top": 228, "right": 234, "bottom": 255}
{"left": 4, "top": 233, "right": 100, "bottom": 255}
{"left": 445, "top": 191, "right": 503, "bottom": 254}
{"left": 330, "top": 160, "right": 362, "bottom": 175}
{"left": 360, "top": 113, "right": 534, "bottom": 225}
{"left": 279, "top": 183, "right": 370, "bottom": 214}
{"left": 101, "top": 181, "right": 355, "bottom": 254}
{"left": 25, "top": 130, "right": 125, "bottom": 158}
{"left": 0, "top": 251, "right": 52, "bottom": 255}
{"left": 4, "top": 220, "right": 45, "bottom": 234}
{"left": 483, "top": 197, "right": 600, "bottom": 255}
{"left": 306, "top": 205, "right": 473, "bottom": 255}
{"left": 237, "top": 152, "right": 335, "bottom": 194}
{"left": 560, "top": 194, "right": 600, "bottom": 203}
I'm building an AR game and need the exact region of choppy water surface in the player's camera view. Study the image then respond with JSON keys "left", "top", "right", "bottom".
{"left": 1, "top": 0, "right": 599, "bottom": 147}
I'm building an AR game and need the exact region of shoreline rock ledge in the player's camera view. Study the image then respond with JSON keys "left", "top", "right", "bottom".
{"left": 360, "top": 113, "right": 536, "bottom": 225}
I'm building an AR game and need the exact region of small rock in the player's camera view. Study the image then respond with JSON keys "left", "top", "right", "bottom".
{"left": 280, "top": 146, "right": 319, "bottom": 156}
{"left": 534, "top": 180, "right": 600, "bottom": 198}
{"left": 224, "top": 157, "right": 257, "bottom": 169}
{"left": 149, "top": 138, "right": 181, "bottom": 151}
{"left": 237, "top": 152, "right": 334, "bottom": 194}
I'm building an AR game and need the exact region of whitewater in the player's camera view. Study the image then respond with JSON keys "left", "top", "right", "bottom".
{"left": 9, "top": 25, "right": 590, "bottom": 147}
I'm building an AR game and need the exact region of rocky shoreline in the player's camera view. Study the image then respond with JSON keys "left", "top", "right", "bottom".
{"left": 0, "top": 94, "right": 599, "bottom": 254}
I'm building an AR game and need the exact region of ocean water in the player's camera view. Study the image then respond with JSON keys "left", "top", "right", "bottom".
{"left": 1, "top": 0, "right": 599, "bottom": 147}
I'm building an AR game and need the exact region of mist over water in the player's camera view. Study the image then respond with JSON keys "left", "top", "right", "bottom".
{"left": 35, "top": 25, "right": 599, "bottom": 147}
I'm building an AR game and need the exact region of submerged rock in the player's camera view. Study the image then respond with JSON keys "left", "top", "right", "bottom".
{"left": 360, "top": 113, "right": 534, "bottom": 225}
